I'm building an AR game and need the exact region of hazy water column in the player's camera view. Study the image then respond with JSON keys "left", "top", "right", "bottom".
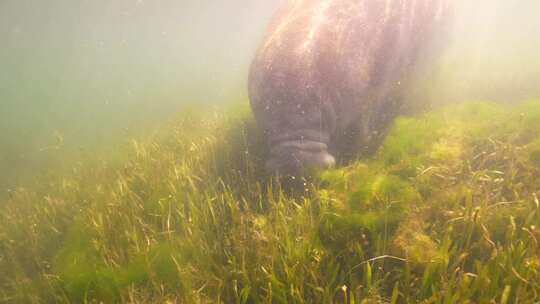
{"left": 420, "top": 0, "right": 540, "bottom": 105}
{"left": 2, "top": 0, "right": 540, "bottom": 194}
{"left": 0, "top": 0, "right": 279, "bottom": 193}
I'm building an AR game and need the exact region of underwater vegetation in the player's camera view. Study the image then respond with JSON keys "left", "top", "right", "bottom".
{"left": 1, "top": 100, "right": 539, "bottom": 303}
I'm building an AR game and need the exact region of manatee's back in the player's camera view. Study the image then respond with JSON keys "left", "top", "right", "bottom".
{"left": 249, "top": 0, "right": 451, "bottom": 169}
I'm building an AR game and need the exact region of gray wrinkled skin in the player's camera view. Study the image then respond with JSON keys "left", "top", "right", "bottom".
{"left": 249, "top": 0, "right": 451, "bottom": 175}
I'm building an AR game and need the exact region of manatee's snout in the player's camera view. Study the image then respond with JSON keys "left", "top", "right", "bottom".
{"left": 266, "top": 140, "right": 336, "bottom": 175}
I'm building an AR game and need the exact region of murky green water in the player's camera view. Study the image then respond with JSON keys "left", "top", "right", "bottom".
{"left": 1, "top": 1, "right": 540, "bottom": 302}
{"left": 2, "top": 1, "right": 540, "bottom": 194}
{"left": 0, "top": 0, "right": 277, "bottom": 193}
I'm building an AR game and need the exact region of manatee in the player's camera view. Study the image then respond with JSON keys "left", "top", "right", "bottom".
{"left": 249, "top": 0, "right": 451, "bottom": 175}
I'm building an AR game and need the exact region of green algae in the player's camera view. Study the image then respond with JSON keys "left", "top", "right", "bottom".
{"left": 52, "top": 218, "right": 121, "bottom": 301}
{"left": 54, "top": 220, "right": 187, "bottom": 302}
{"left": 316, "top": 100, "right": 540, "bottom": 301}
{"left": 528, "top": 138, "right": 540, "bottom": 166}
{"left": 1, "top": 100, "right": 540, "bottom": 303}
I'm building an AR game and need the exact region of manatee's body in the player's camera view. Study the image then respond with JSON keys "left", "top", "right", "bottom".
{"left": 249, "top": 0, "right": 450, "bottom": 174}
